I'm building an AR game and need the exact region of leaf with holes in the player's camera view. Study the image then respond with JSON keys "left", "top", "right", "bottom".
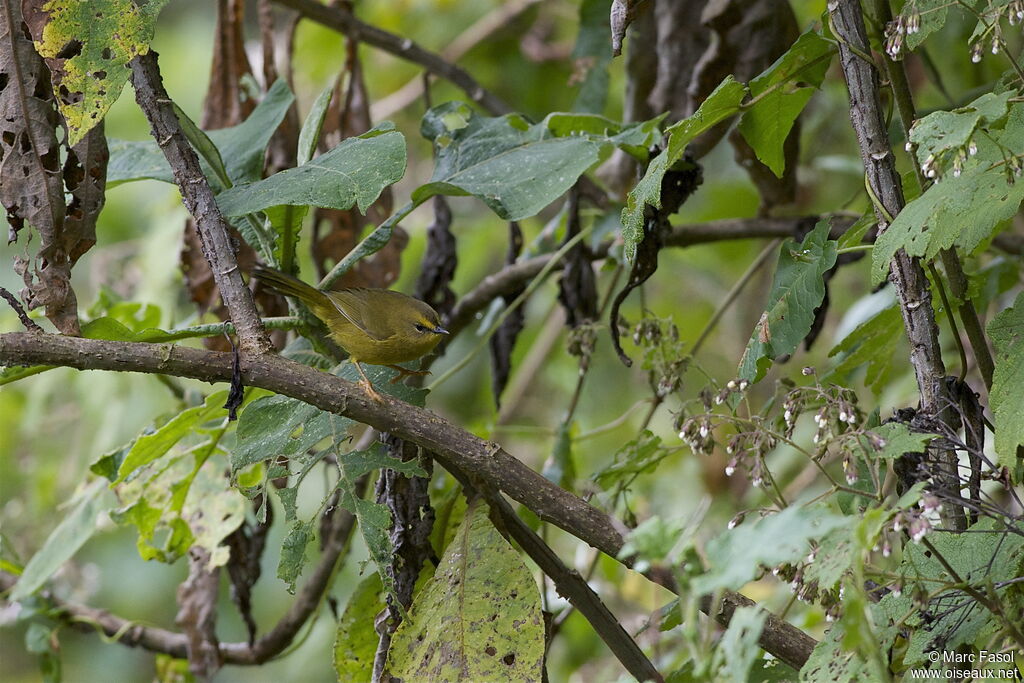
{"left": 387, "top": 499, "right": 544, "bottom": 682}
{"left": 23, "top": 0, "right": 169, "bottom": 145}
{"left": 872, "top": 102, "right": 1024, "bottom": 285}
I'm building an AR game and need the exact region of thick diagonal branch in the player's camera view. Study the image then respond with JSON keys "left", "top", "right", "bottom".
{"left": 130, "top": 52, "right": 271, "bottom": 355}
{"left": 0, "top": 332, "right": 817, "bottom": 669}
{"left": 829, "top": 0, "right": 964, "bottom": 529}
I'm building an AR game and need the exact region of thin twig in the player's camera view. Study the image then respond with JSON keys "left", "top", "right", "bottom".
{"left": 271, "top": 0, "right": 510, "bottom": 115}
{"left": 0, "top": 287, "right": 43, "bottom": 333}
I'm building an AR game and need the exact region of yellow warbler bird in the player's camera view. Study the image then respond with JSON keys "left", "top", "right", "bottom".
{"left": 253, "top": 265, "right": 448, "bottom": 400}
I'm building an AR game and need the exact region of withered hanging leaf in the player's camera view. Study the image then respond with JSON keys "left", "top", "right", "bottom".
{"left": 490, "top": 222, "right": 527, "bottom": 407}
{"left": 611, "top": 163, "right": 702, "bottom": 365}
{"left": 413, "top": 196, "right": 458, "bottom": 319}
{"left": 202, "top": 0, "right": 256, "bottom": 130}
{"left": 3, "top": 1, "right": 107, "bottom": 334}
{"left": 557, "top": 188, "right": 598, "bottom": 329}
{"left": 224, "top": 501, "right": 273, "bottom": 645}
{"left": 312, "top": 36, "right": 400, "bottom": 289}
{"left": 258, "top": 0, "right": 299, "bottom": 175}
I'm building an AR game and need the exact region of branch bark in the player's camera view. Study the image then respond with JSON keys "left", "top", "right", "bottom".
{"left": 129, "top": 52, "right": 271, "bottom": 355}
{"left": 0, "top": 331, "right": 817, "bottom": 670}
{"left": 829, "top": 0, "right": 965, "bottom": 530}
{"left": 0, "top": 493, "right": 358, "bottom": 665}
{"left": 271, "top": 0, "right": 511, "bottom": 115}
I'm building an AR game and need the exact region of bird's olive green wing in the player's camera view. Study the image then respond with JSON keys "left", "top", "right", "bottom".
{"left": 324, "top": 289, "right": 400, "bottom": 341}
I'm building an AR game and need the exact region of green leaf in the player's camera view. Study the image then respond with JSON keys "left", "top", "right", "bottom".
{"left": 9, "top": 481, "right": 109, "bottom": 601}
{"left": 334, "top": 573, "right": 385, "bottom": 682}
{"left": 988, "top": 291, "right": 1024, "bottom": 467}
{"left": 872, "top": 103, "right": 1024, "bottom": 285}
{"left": 277, "top": 519, "right": 314, "bottom": 592}
{"left": 900, "top": 0, "right": 948, "bottom": 51}
{"left": 593, "top": 430, "right": 666, "bottom": 488}
{"left": 387, "top": 499, "right": 544, "bottom": 682}
{"left": 826, "top": 305, "right": 903, "bottom": 395}
{"left": 909, "top": 91, "right": 1013, "bottom": 166}
{"left": 692, "top": 505, "right": 846, "bottom": 594}
{"left": 622, "top": 77, "right": 747, "bottom": 262}
{"left": 217, "top": 125, "right": 406, "bottom": 217}
{"left": 802, "top": 526, "right": 854, "bottom": 592}
{"left": 738, "top": 31, "right": 834, "bottom": 177}
{"left": 107, "top": 79, "right": 295, "bottom": 186}
{"left": 297, "top": 80, "right": 336, "bottom": 166}
{"left": 414, "top": 103, "right": 604, "bottom": 221}
{"left": 115, "top": 392, "right": 228, "bottom": 484}
{"left": 714, "top": 606, "right": 768, "bottom": 683}
{"left": 867, "top": 422, "right": 936, "bottom": 461}
{"left": 617, "top": 515, "right": 688, "bottom": 573}
{"left": 879, "top": 518, "right": 1024, "bottom": 668}
{"left": 171, "top": 102, "right": 231, "bottom": 191}
{"left": 738, "top": 220, "right": 838, "bottom": 382}
{"left": 542, "top": 421, "right": 576, "bottom": 489}
{"left": 570, "top": 0, "right": 612, "bottom": 114}
{"left": 29, "top": 0, "right": 169, "bottom": 145}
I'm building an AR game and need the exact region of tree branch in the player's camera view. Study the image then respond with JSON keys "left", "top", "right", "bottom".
{"left": 829, "top": 0, "right": 965, "bottom": 530}
{"left": 129, "top": 52, "right": 271, "bottom": 355}
{"left": 0, "top": 495, "right": 358, "bottom": 665}
{"left": 445, "top": 214, "right": 857, "bottom": 339}
{"left": 0, "top": 331, "right": 817, "bottom": 669}
{"left": 482, "top": 488, "right": 664, "bottom": 683}
{"left": 271, "top": 0, "right": 511, "bottom": 115}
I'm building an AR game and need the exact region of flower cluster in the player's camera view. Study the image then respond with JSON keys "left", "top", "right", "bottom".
{"left": 633, "top": 318, "right": 688, "bottom": 397}
{"left": 567, "top": 322, "right": 598, "bottom": 371}
{"left": 884, "top": 10, "right": 921, "bottom": 60}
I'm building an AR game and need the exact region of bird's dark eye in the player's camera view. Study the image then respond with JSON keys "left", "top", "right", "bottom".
{"left": 414, "top": 323, "right": 427, "bottom": 333}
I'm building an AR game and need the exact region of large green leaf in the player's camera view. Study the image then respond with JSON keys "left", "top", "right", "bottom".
{"left": 114, "top": 391, "right": 228, "bottom": 484}
{"left": 738, "top": 31, "right": 834, "bottom": 177}
{"left": 872, "top": 102, "right": 1024, "bottom": 285}
{"left": 988, "top": 291, "right": 1024, "bottom": 469}
{"left": 107, "top": 79, "right": 295, "bottom": 186}
{"left": 27, "top": 0, "right": 169, "bottom": 145}
{"left": 622, "top": 77, "right": 747, "bottom": 262}
{"left": 908, "top": 91, "right": 1013, "bottom": 166}
{"left": 738, "top": 220, "right": 838, "bottom": 382}
{"left": 8, "top": 481, "right": 110, "bottom": 601}
{"left": 877, "top": 518, "right": 1024, "bottom": 669}
{"left": 387, "top": 499, "right": 544, "bottom": 682}
{"left": 217, "top": 125, "right": 405, "bottom": 217}
{"left": 692, "top": 504, "right": 846, "bottom": 594}
{"left": 415, "top": 104, "right": 601, "bottom": 221}
{"left": 334, "top": 573, "right": 385, "bottom": 681}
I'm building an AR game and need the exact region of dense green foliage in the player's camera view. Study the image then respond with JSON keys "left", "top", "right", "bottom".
{"left": 1, "top": 0, "right": 1022, "bottom": 681}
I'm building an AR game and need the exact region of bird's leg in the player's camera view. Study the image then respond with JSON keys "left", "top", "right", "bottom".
{"left": 385, "top": 364, "right": 432, "bottom": 384}
{"left": 351, "top": 360, "right": 384, "bottom": 402}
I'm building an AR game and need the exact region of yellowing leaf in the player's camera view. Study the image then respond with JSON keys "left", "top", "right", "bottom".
{"left": 26, "top": 0, "right": 169, "bottom": 145}
{"left": 387, "top": 499, "right": 544, "bottom": 682}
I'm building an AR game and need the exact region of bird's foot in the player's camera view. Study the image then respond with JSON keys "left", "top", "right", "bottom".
{"left": 358, "top": 378, "right": 385, "bottom": 403}
{"left": 386, "top": 365, "right": 432, "bottom": 384}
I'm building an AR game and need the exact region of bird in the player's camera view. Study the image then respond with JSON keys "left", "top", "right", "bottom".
{"left": 252, "top": 265, "right": 448, "bottom": 401}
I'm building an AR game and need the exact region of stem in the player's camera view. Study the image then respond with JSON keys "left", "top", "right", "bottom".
{"left": 691, "top": 239, "right": 782, "bottom": 358}
{"left": 427, "top": 227, "right": 592, "bottom": 391}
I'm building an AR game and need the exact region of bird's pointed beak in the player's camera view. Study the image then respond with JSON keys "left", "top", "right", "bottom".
{"left": 432, "top": 326, "right": 449, "bottom": 335}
